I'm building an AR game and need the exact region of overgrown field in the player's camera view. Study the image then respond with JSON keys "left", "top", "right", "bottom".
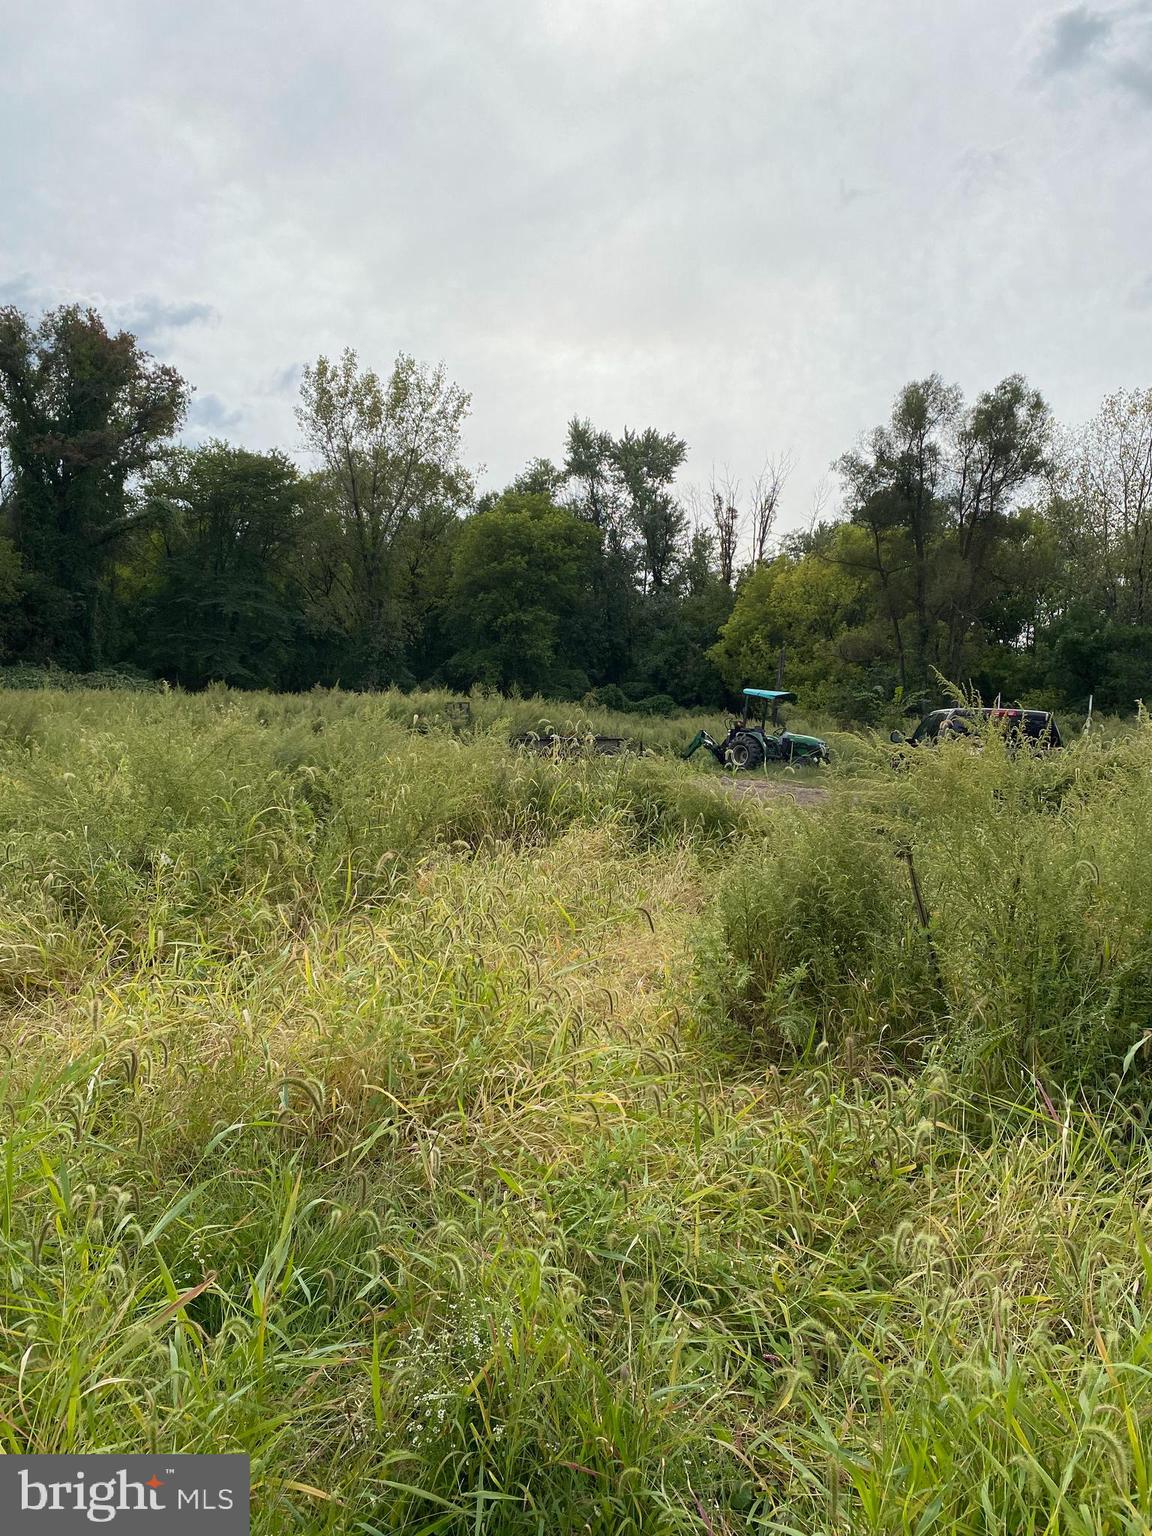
{"left": 1, "top": 688, "right": 1150, "bottom": 1534}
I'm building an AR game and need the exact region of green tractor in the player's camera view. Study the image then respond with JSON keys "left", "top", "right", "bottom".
{"left": 683, "top": 689, "right": 830, "bottom": 771}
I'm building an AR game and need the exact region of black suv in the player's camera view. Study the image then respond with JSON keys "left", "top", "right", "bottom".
{"left": 891, "top": 707, "right": 1063, "bottom": 750}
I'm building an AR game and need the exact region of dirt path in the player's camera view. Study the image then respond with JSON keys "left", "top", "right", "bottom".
{"left": 708, "top": 774, "right": 830, "bottom": 807}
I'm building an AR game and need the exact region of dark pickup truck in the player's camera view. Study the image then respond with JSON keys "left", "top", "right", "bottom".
{"left": 892, "top": 707, "right": 1063, "bottom": 750}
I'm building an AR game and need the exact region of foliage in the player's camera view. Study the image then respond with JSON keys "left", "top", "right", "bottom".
{"left": 562, "top": 417, "right": 715, "bottom": 696}
{"left": 0, "top": 662, "right": 162, "bottom": 690}
{"left": 1049, "top": 387, "right": 1152, "bottom": 626}
{"left": 444, "top": 491, "right": 600, "bottom": 696}
{"left": 709, "top": 544, "right": 871, "bottom": 715}
{"left": 832, "top": 372, "right": 1053, "bottom": 691}
{"left": 130, "top": 441, "right": 309, "bottom": 688}
{"left": 0, "top": 304, "right": 188, "bottom": 667}
{"left": 0, "top": 533, "right": 26, "bottom": 656}
{"left": 296, "top": 349, "right": 473, "bottom": 686}
{"left": 1027, "top": 388, "right": 1152, "bottom": 709}
{"left": 0, "top": 300, "right": 1150, "bottom": 717}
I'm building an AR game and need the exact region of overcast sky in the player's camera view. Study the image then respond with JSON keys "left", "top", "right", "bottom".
{"left": 3, "top": 0, "right": 1151, "bottom": 533}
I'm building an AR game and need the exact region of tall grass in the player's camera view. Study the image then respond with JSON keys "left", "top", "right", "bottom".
{"left": 701, "top": 718, "right": 1152, "bottom": 1095}
{"left": 0, "top": 686, "right": 1149, "bottom": 1533}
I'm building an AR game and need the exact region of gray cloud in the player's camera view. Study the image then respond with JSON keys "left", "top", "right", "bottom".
{"left": 110, "top": 297, "right": 218, "bottom": 356}
{"left": 1035, "top": 6, "right": 1114, "bottom": 74}
{"left": 267, "top": 363, "right": 303, "bottom": 396}
{"left": 1033, "top": 2, "right": 1152, "bottom": 105}
{"left": 0, "top": 278, "right": 217, "bottom": 341}
{"left": 119, "top": 297, "right": 217, "bottom": 335}
{"left": 0, "top": 274, "right": 42, "bottom": 310}
{"left": 1112, "top": 53, "right": 1152, "bottom": 100}
{"left": 185, "top": 392, "right": 244, "bottom": 434}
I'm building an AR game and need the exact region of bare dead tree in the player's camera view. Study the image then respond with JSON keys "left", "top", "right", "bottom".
{"left": 684, "top": 482, "right": 714, "bottom": 560}
{"left": 710, "top": 468, "right": 740, "bottom": 587}
{"left": 807, "top": 472, "right": 833, "bottom": 533}
{"left": 748, "top": 450, "right": 793, "bottom": 564}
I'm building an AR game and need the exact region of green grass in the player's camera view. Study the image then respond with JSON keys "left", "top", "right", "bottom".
{"left": 0, "top": 686, "right": 1149, "bottom": 1533}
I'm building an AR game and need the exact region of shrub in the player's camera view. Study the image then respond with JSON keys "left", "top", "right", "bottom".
{"left": 629, "top": 693, "right": 680, "bottom": 717}
{"left": 0, "top": 663, "right": 161, "bottom": 691}
{"left": 583, "top": 683, "right": 633, "bottom": 713}
{"left": 698, "top": 804, "right": 938, "bottom": 1062}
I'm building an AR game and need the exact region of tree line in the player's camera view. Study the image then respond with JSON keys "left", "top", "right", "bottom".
{"left": 0, "top": 301, "right": 1148, "bottom": 717}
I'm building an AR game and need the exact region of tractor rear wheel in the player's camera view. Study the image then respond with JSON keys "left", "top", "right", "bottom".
{"left": 725, "top": 731, "right": 766, "bottom": 771}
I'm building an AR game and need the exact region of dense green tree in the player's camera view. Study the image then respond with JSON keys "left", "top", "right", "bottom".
{"left": 565, "top": 419, "right": 622, "bottom": 536}
{"left": 0, "top": 304, "right": 188, "bottom": 667}
{"left": 296, "top": 350, "right": 473, "bottom": 685}
{"left": 508, "top": 457, "right": 567, "bottom": 500}
{"left": 836, "top": 375, "right": 958, "bottom": 685}
{"left": 626, "top": 529, "right": 732, "bottom": 705}
{"left": 444, "top": 492, "right": 600, "bottom": 696}
{"left": 563, "top": 419, "right": 638, "bottom": 683}
{"left": 0, "top": 536, "right": 26, "bottom": 659}
{"left": 131, "top": 442, "right": 307, "bottom": 688}
{"left": 384, "top": 500, "right": 466, "bottom": 686}
{"left": 1029, "top": 609, "right": 1152, "bottom": 712}
{"left": 1, "top": 297, "right": 1143, "bottom": 716}
{"left": 834, "top": 373, "right": 1051, "bottom": 694}
{"left": 710, "top": 536, "right": 870, "bottom": 712}
{"left": 943, "top": 374, "right": 1051, "bottom": 676}
{"left": 613, "top": 426, "right": 689, "bottom": 592}
{"left": 1045, "top": 388, "right": 1152, "bottom": 625}
{"left": 1016, "top": 388, "right": 1152, "bottom": 712}
{"left": 562, "top": 417, "right": 691, "bottom": 685}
